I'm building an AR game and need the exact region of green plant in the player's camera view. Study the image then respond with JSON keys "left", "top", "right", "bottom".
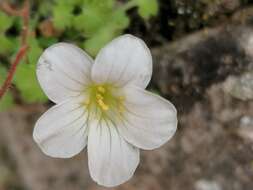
{"left": 0, "top": 0, "right": 158, "bottom": 110}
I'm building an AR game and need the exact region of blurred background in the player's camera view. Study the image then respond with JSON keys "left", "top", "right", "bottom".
{"left": 0, "top": 0, "right": 253, "bottom": 190}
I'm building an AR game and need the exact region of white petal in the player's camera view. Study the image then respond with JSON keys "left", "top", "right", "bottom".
{"left": 91, "top": 34, "right": 152, "bottom": 89}
{"left": 37, "top": 43, "right": 93, "bottom": 103}
{"left": 33, "top": 96, "right": 88, "bottom": 158}
{"left": 88, "top": 119, "right": 140, "bottom": 187}
{"left": 118, "top": 86, "right": 177, "bottom": 150}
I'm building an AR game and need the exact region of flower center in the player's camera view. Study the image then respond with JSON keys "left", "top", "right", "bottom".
{"left": 84, "top": 84, "right": 125, "bottom": 119}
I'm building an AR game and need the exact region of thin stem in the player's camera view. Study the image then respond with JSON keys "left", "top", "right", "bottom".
{"left": 0, "top": 46, "right": 29, "bottom": 99}
{"left": 0, "top": 0, "right": 30, "bottom": 100}
{"left": 21, "top": 0, "right": 29, "bottom": 45}
{"left": 0, "top": 1, "right": 20, "bottom": 16}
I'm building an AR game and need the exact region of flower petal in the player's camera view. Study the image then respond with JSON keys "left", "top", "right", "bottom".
{"left": 88, "top": 119, "right": 140, "bottom": 187}
{"left": 33, "top": 96, "right": 88, "bottom": 158}
{"left": 118, "top": 86, "right": 177, "bottom": 150}
{"left": 37, "top": 43, "right": 93, "bottom": 103}
{"left": 91, "top": 34, "right": 152, "bottom": 89}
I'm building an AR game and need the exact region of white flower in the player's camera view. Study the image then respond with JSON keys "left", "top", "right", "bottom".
{"left": 33, "top": 34, "right": 177, "bottom": 187}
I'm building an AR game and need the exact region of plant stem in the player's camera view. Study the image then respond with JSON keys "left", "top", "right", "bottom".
{"left": 0, "top": 46, "right": 28, "bottom": 99}
{"left": 0, "top": 0, "right": 30, "bottom": 100}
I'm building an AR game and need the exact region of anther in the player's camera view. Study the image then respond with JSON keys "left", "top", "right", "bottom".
{"left": 97, "top": 86, "right": 106, "bottom": 93}
{"left": 96, "top": 93, "right": 104, "bottom": 100}
{"left": 97, "top": 99, "right": 109, "bottom": 111}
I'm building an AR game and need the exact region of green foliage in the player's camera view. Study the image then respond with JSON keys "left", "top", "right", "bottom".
{"left": 14, "top": 62, "right": 47, "bottom": 103}
{"left": 0, "top": 67, "right": 14, "bottom": 111}
{"left": 0, "top": 35, "right": 17, "bottom": 55}
{"left": 0, "top": 12, "right": 13, "bottom": 33}
{"left": 0, "top": 0, "right": 159, "bottom": 109}
{"left": 134, "top": 0, "right": 158, "bottom": 19}
{"left": 52, "top": 0, "right": 156, "bottom": 55}
{"left": 13, "top": 39, "right": 48, "bottom": 103}
{"left": 0, "top": 92, "right": 14, "bottom": 111}
{"left": 73, "top": 6, "right": 109, "bottom": 37}
{"left": 84, "top": 25, "right": 117, "bottom": 56}
{"left": 26, "top": 39, "right": 43, "bottom": 64}
{"left": 0, "top": 12, "right": 17, "bottom": 55}
{"left": 38, "top": 37, "right": 58, "bottom": 48}
{"left": 53, "top": 2, "right": 74, "bottom": 30}
{"left": 77, "top": 6, "right": 130, "bottom": 55}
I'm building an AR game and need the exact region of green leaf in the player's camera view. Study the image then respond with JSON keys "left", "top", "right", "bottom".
{"left": 0, "top": 35, "right": 17, "bottom": 55}
{"left": 83, "top": 0, "right": 114, "bottom": 9}
{"left": 110, "top": 10, "right": 130, "bottom": 30}
{"left": 73, "top": 6, "right": 106, "bottom": 36}
{"left": 58, "top": 0, "right": 83, "bottom": 7}
{"left": 13, "top": 38, "right": 48, "bottom": 103}
{"left": 52, "top": 3, "right": 74, "bottom": 30}
{"left": 135, "top": 0, "right": 158, "bottom": 19}
{"left": 38, "top": 1, "right": 53, "bottom": 17}
{"left": 84, "top": 26, "right": 117, "bottom": 56}
{"left": 14, "top": 63, "right": 48, "bottom": 103}
{"left": 26, "top": 38, "right": 43, "bottom": 64}
{"left": 0, "top": 12, "right": 13, "bottom": 32}
{"left": 12, "top": 17, "right": 23, "bottom": 32}
{"left": 0, "top": 92, "right": 14, "bottom": 111}
{"left": 71, "top": 0, "right": 131, "bottom": 56}
{"left": 38, "top": 37, "right": 58, "bottom": 49}
{"left": 73, "top": 0, "right": 117, "bottom": 35}
{"left": 0, "top": 67, "right": 14, "bottom": 111}
{"left": 0, "top": 65, "right": 6, "bottom": 84}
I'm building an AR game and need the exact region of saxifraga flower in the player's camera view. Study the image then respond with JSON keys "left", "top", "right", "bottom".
{"left": 33, "top": 34, "right": 178, "bottom": 187}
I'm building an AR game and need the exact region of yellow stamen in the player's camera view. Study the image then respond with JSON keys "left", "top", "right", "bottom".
{"left": 97, "top": 99, "right": 109, "bottom": 111}
{"left": 97, "top": 86, "right": 106, "bottom": 93}
{"left": 96, "top": 93, "right": 104, "bottom": 100}
{"left": 85, "top": 84, "right": 125, "bottom": 114}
